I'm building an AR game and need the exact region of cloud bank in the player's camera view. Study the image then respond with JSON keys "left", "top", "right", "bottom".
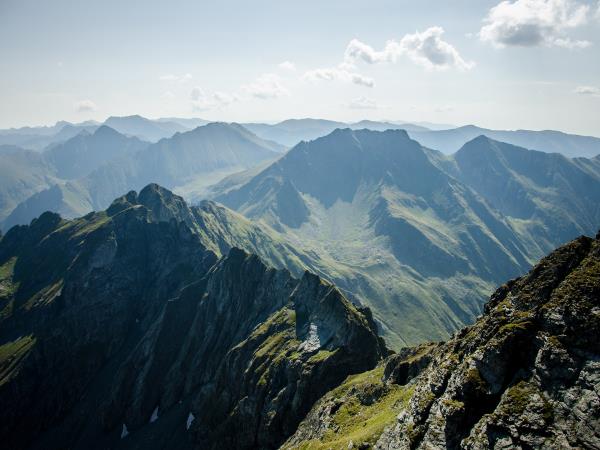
{"left": 479, "top": 0, "right": 591, "bottom": 48}
{"left": 344, "top": 27, "right": 475, "bottom": 71}
{"left": 74, "top": 100, "right": 97, "bottom": 112}
{"left": 574, "top": 85, "right": 600, "bottom": 96}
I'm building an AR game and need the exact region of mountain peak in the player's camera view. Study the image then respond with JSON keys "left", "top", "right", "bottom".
{"left": 105, "top": 184, "right": 195, "bottom": 226}
{"left": 137, "top": 183, "right": 193, "bottom": 223}
{"left": 92, "top": 124, "right": 122, "bottom": 138}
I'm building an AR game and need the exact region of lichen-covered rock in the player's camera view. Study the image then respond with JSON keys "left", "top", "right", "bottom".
{"left": 376, "top": 233, "right": 600, "bottom": 449}
{"left": 284, "top": 233, "right": 600, "bottom": 450}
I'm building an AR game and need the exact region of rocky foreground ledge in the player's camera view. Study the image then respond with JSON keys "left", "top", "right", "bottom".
{"left": 0, "top": 184, "right": 598, "bottom": 449}
{"left": 286, "top": 232, "right": 600, "bottom": 449}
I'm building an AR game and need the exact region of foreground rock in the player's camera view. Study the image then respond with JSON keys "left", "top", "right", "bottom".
{"left": 0, "top": 184, "right": 386, "bottom": 450}
{"left": 285, "top": 232, "right": 600, "bottom": 449}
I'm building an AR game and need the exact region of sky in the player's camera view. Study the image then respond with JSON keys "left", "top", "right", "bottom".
{"left": 1, "top": 0, "right": 599, "bottom": 135}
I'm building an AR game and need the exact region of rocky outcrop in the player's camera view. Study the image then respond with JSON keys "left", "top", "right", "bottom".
{"left": 0, "top": 184, "right": 386, "bottom": 450}
{"left": 0, "top": 186, "right": 217, "bottom": 450}
{"left": 100, "top": 249, "right": 386, "bottom": 450}
{"left": 378, "top": 232, "right": 600, "bottom": 449}
{"left": 285, "top": 232, "right": 600, "bottom": 449}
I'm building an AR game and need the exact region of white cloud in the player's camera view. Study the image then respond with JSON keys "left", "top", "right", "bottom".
{"left": 190, "top": 87, "right": 237, "bottom": 110}
{"left": 342, "top": 27, "right": 474, "bottom": 71}
{"left": 243, "top": 73, "right": 289, "bottom": 99}
{"left": 278, "top": 61, "right": 296, "bottom": 71}
{"left": 74, "top": 100, "right": 97, "bottom": 112}
{"left": 398, "top": 27, "right": 475, "bottom": 70}
{"left": 479, "top": 0, "right": 591, "bottom": 48}
{"left": 344, "top": 39, "right": 393, "bottom": 64}
{"left": 159, "top": 73, "right": 193, "bottom": 82}
{"left": 574, "top": 85, "right": 600, "bottom": 96}
{"left": 347, "top": 96, "right": 381, "bottom": 109}
{"left": 161, "top": 91, "right": 176, "bottom": 101}
{"left": 304, "top": 67, "right": 375, "bottom": 87}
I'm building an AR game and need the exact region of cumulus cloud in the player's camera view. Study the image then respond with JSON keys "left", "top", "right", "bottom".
{"left": 574, "top": 85, "right": 600, "bottom": 96}
{"left": 278, "top": 61, "right": 296, "bottom": 71}
{"left": 304, "top": 67, "right": 375, "bottom": 87}
{"left": 479, "top": 0, "right": 591, "bottom": 48}
{"left": 343, "top": 27, "right": 474, "bottom": 71}
{"left": 74, "top": 100, "right": 97, "bottom": 112}
{"left": 159, "top": 73, "right": 193, "bottom": 82}
{"left": 161, "top": 91, "right": 176, "bottom": 101}
{"left": 304, "top": 27, "right": 473, "bottom": 85}
{"left": 398, "top": 27, "right": 475, "bottom": 70}
{"left": 344, "top": 39, "right": 393, "bottom": 64}
{"left": 243, "top": 73, "right": 289, "bottom": 99}
{"left": 190, "top": 87, "right": 238, "bottom": 110}
{"left": 347, "top": 96, "right": 381, "bottom": 109}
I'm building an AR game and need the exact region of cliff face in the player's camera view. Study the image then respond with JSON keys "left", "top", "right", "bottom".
{"left": 285, "top": 232, "right": 600, "bottom": 450}
{"left": 0, "top": 184, "right": 386, "bottom": 450}
{"left": 1, "top": 183, "right": 599, "bottom": 450}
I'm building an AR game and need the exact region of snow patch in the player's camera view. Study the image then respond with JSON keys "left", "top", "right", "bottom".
{"left": 186, "top": 412, "right": 195, "bottom": 430}
{"left": 300, "top": 323, "right": 321, "bottom": 352}
{"left": 150, "top": 406, "right": 159, "bottom": 423}
{"left": 120, "top": 424, "right": 129, "bottom": 439}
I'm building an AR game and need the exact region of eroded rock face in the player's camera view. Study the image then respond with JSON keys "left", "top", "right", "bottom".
{"left": 377, "top": 234, "right": 600, "bottom": 450}
{"left": 284, "top": 233, "right": 600, "bottom": 450}
{"left": 101, "top": 249, "right": 387, "bottom": 450}
{"left": 0, "top": 184, "right": 386, "bottom": 450}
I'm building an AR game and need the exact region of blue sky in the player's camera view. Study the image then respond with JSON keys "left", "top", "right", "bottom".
{"left": 1, "top": 0, "right": 599, "bottom": 135}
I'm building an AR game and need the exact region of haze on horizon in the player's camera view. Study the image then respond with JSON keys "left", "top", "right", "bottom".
{"left": 1, "top": 0, "right": 599, "bottom": 136}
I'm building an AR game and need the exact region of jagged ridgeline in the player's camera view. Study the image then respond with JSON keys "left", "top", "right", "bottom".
{"left": 0, "top": 184, "right": 386, "bottom": 449}
{"left": 1, "top": 184, "right": 599, "bottom": 449}
{"left": 285, "top": 232, "right": 600, "bottom": 449}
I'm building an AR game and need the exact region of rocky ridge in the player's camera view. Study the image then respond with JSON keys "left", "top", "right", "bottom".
{"left": 285, "top": 231, "right": 600, "bottom": 449}
{"left": 0, "top": 183, "right": 386, "bottom": 450}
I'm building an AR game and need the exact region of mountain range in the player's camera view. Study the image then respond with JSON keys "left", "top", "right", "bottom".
{"left": 213, "top": 128, "right": 600, "bottom": 347}
{"left": 242, "top": 119, "right": 600, "bottom": 158}
{"left": 0, "top": 123, "right": 281, "bottom": 230}
{"left": 4, "top": 116, "right": 598, "bottom": 158}
{"left": 409, "top": 124, "right": 600, "bottom": 158}
{"left": 1, "top": 182, "right": 598, "bottom": 449}
{"left": 2, "top": 122, "right": 599, "bottom": 350}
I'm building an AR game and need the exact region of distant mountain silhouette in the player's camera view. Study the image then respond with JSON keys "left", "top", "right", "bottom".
{"left": 103, "top": 115, "right": 188, "bottom": 142}
{"left": 242, "top": 118, "right": 430, "bottom": 147}
{"left": 2, "top": 123, "right": 281, "bottom": 230}
{"left": 408, "top": 125, "right": 600, "bottom": 157}
{"left": 43, "top": 125, "right": 148, "bottom": 179}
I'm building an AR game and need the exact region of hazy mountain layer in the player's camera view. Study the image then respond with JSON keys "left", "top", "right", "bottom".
{"left": 431, "top": 136, "right": 600, "bottom": 256}
{"left": 215, "top": 129, "right": 536, "bottom": 347}
{"left": 214, "top": 128, "right": 600, "bottom": 348}
{"left": 0, "top": 146, "right": 58, "bottom": 222}
{"left": 409, "top": 124, "right": 600, "bottom": 158}
{"left": 103, "top": 115, "right": 189, "bottom": 142}
{"left": 1, "top": 123, "right": 281, "bottom": 231}
{"left": 0, "top": 122, "right": 99, "bottom": 151}
{"left": 43, "top": 125, "right": 149, "bottom": 179}
{"left": 242, "top": 119, "right": 430, "bottom": 147}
